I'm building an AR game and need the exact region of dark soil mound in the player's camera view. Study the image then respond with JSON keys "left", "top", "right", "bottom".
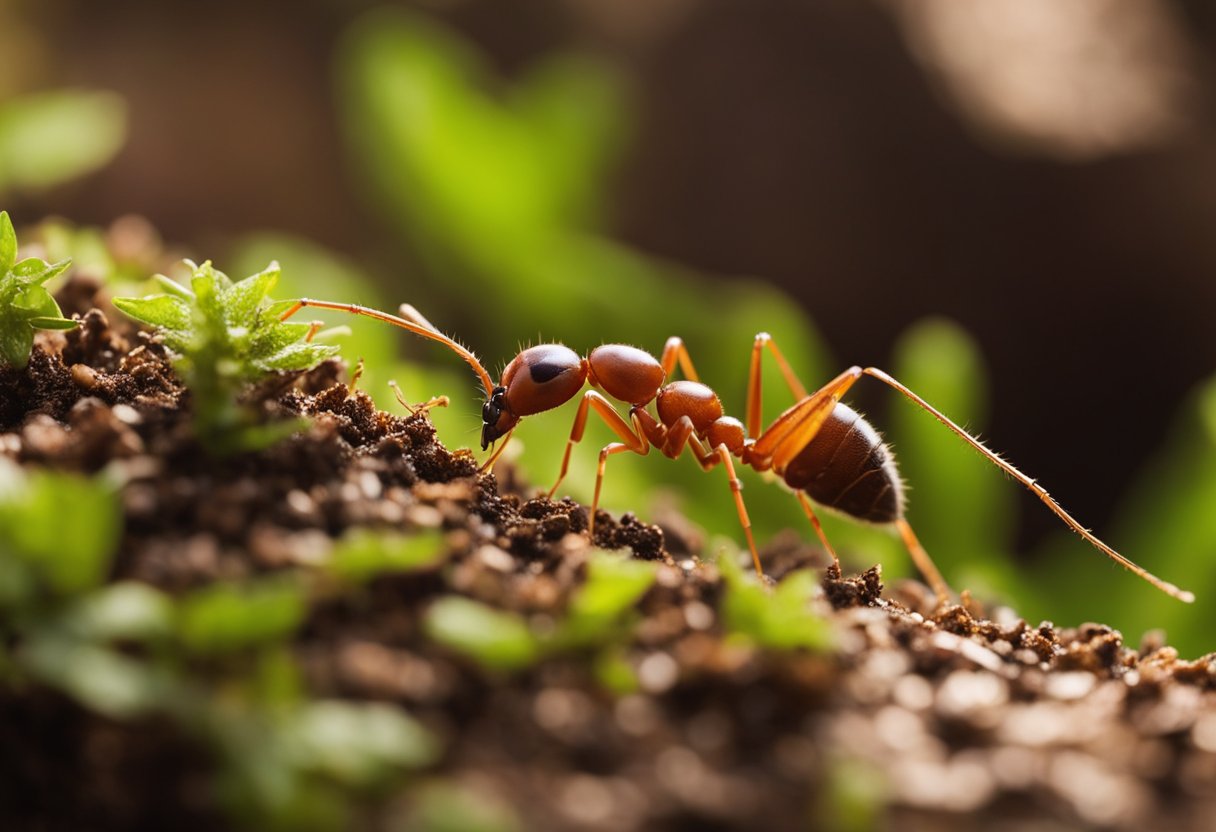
{"left": 3, "top": 278, "right": 1215, "bottom": 831}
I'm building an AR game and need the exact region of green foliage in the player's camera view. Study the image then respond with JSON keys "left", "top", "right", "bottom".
{"left": 0, "top": 461, "right": 169, "bottom": 720}
{"left": 0, "top": 458, "right": 120, "bottom": 602}
{"left": 0, "top": 211, "right": 76, "bottom": 369}
{"left": 58, "top": 581, "right": 175, "bottom": 642}
{"left": 819, "top": 757, "right": 888, "bottom": 832}
{"left": 213, "top": 698, "right": 438, "bottom": 831}
{"left": 718, "top": 544, "right": 833, "bottom": 652}
{"left": 425, "top": 596, "right": 541, "bottom": 671}
{"left": 20, "top": 635, "right": 173, "bottom": 718}
{"left": 425, "top": 550, "right": 658, "bottom": 671}
{"left": 176, "top": 577, "right": 308, "bottom": 655}
{"left": 287, "top": 700, "right": 439, "bottom": 782}
{"left": 230, "top": 232, "right": 470, "bottom": 438}
{"left": 114, "top": 259, "right": 339, "bottom": 452}
{"left": 404, "top": 781, "right": 523, "bottom": 832}
{"left": 23, "top": 215, "right": 170, "bottom": 295}
{"left": 553, "top": 551, "right": 656, "bottom": 648}
{"left": 0, "top": 90, "right": 126, "bottom": 193}
{"left": 327, "top": 529, "right": 445, "bottom": 583}
{"left": 885, "top": 320, "right": 1023, "bottom": 596}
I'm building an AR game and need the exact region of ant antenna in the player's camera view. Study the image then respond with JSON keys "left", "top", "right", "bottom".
{"left": 279, "top": 300, "right": 495, "bottom": 397}
{"left": 863, "top": 367, "right": 1194, "bottom": 603}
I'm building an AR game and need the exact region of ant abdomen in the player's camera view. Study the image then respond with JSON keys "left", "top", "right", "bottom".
{"left": 782, "top": 403, "right": 905, "bottom": 524}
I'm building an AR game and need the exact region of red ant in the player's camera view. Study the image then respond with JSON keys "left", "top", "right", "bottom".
{"left": 279, "top": 299, "right": 1194, "bottom": 605}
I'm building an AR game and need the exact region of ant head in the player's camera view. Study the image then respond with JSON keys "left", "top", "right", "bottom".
{"left": 480, "top": 386, "right": 516, "bottom": 450}
{"left": 481, "top": 345, "right": 588, "bottom": 450}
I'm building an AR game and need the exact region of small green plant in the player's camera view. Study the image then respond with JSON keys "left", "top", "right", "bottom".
{"left": 423, "top": 550, "right": 659, "bottom": 673}
{"left": 0, "top": 210, "right": 77, "bottom": 369}
{"left": 114, "top": 259, "right": 339, "bottom": 452}
{"left": 718, "top": 545, "right": 833, "bottom": 652}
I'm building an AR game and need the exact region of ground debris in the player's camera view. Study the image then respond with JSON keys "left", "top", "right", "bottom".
{"left": 6, "top": 291, "right": 1216, "bottom": 832}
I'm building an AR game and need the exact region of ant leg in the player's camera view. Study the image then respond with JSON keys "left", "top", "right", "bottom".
{"left": 590, "top": 442, "right": 644, "bottom": 541}
{"left": 658, "top": 415, "right": 699, "bottom": 460}
{"left": 664, "top": 433, "right": 762, "bottom": 577}
{"left": 746, "top": 333, "right": 810, "bottom": 437}
{"left": 549, "top": 391, "right": 649, "bottom": 499}
{"left": 710, "top": 444, "right": 764, "bottom": 577}
{"left": 481, "top": 428, "right": 515, "bottom": 472}
{"left": 894, "top": 518, "right": 952, "bottom": 605}
{"left": 859, "top": 367, "right": 1193, "bottom": 603}
{"left": 796, "top": 475, "right": 949, "bottom": 601}
{"left": 794, "top": 493, "right": 840, "bottom": 571}
{"left": 398, "top": 303, "right": 441, "bottom": 334}
{"left": 659, "top": 337, "right": 701, "bottom": 381}
{"left": 389, "top": 380, "right": 449, "bottom": 415}
{"left": 304, "top": 321, "right": 325, "bottom": 343}
{"left": 749, "top": 366, "right": 864, "bottom": 471}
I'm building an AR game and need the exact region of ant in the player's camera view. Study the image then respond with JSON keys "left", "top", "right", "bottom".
{"left": 279, "top": 298, "right": 1194, "bottom": 605}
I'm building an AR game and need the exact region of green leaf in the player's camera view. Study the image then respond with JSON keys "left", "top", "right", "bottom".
{"left": 720, "top": 549, "right": 832, "bottom": 652}
{"left": 0, "top": 554, "right": 35, "bottom": 609}
{"left": 287, "top": 701, "right": 439, "bottom": 783}
{"left": 406, "top": 781, "right": 523, "bottom": 832}
{"left": 113, "top": 294, "right": 192, "bottom": 331}
{"left": 593, "top": 648, "right": 639, "bottom": 696}
{"left": 0, "top": 318, "right": 35, "bottom": 368}
{"left": 0, "top": 211, "right": 15, "bottom": 272}
{"left": 177, "top": 578, "right": 306, "bottom": 654}
{"left": 555, "top": 550, "right": 656, "bottom": 647}
{"left": 425, "top": 596, "right": 540, "bottom": 670}
{"left": 264, "top": 298, "right": 300, "bottom": 319}
{"left": 13, "top": 284, "right": 62, "bottom": 319}
{"left": 10, "top": 257, "right": 71, "bottom": 286}
{"left": 327, "top": 530, "right": 445, "bottom": 582}
{"left": 153, "top": 273, "right": 195, "bottom": 299}
{"left": 29, "top": 317, "right": 78, "bottom": 331}
{"left": 61, "top": 582, "right": 175, "bottom": 642}
{"left": 0, "top": 90, "right": 127, "bottom": 192}
{"left": 254, "top": 341, "right": 339, "bottom": 372}
{"left": 0, "top": 469, "right": 121, "bottom": 594}
{"left": 221, "top": 261, "right": 280, "bottom": 326}
{"left": 22, "top": 636, "right": 167, "bottom": 719}
{"left": 249, "top": 321, "right": 315, "bottom": 359}
{"left": 820, "top": 757, "right": 888, "bottom": 832}
{"left": 889, "top": 319, "right": 1016, "bottom": 591}
{"left": 190, "top": 260, "right": 231, "bottom": 326}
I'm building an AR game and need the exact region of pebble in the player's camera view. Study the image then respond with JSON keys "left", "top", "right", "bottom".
{"left": 637, "top": 652, "right": 679, "bottom": 694}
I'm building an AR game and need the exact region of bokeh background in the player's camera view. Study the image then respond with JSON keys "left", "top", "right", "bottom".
{"left": 3, "top": 0, "right": 1216, "bottom": 654}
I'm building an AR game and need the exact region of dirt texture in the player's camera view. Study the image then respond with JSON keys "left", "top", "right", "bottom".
{"left": 3, "top": 278, "right": 1216, "bottom": 832}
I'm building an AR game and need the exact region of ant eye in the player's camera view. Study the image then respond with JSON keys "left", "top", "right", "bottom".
{"left": 482, "top": 401, "right": 495, "bottom": 422}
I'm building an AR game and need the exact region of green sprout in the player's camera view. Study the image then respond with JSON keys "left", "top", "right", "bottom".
{"left": 0, "top": 210, "right": 77, "bottom": 369}
{"left": 114, "top": 259, "right": 339, "bottom": 452}
{"left": 719, "top": 545, "right": 833, "bottom": 652}
{"left": 423, "top": 550, "right": 658, "bottom": 675}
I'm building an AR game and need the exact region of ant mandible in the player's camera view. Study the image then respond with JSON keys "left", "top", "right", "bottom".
{"left": 279, "top": 298, "right": 1194, "bottom": 605}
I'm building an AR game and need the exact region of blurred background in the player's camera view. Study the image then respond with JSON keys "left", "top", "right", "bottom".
{"left": 3, "top": 0, "right": 1216, "bottom": 653}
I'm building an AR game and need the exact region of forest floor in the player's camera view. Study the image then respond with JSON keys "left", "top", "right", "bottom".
{"left": 3, "top": 276, "right": 1216, "bottom": 831}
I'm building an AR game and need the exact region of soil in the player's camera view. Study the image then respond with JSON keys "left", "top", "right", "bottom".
{"left": 3, "top": 276, "right": 1216, "bottom": 831}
